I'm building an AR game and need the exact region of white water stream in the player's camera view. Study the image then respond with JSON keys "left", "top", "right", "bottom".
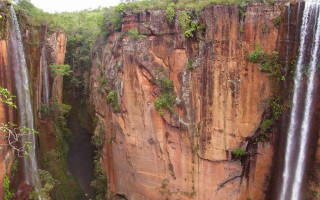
{"left": 280, "top": 1, "right": 320, "bottom": 199}
{"left": 42, "top": 45, "right": 50, "bottom": 105}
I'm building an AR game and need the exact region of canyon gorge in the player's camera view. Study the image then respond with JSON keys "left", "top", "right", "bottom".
{"left": 0, "top": 0, "right": 320, "bottom": 200}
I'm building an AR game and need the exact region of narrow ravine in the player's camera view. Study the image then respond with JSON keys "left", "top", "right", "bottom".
{"left": 66, "top": 93, "right": 96, "bottom": 199}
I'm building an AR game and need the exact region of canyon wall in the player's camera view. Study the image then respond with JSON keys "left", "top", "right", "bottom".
{"left": 0, "top": 37, "right": 14, "bottom": 200}
{"left": 0, "top": 4, "right": 15, "bottom": 199}
{"left": 89, "top": 2, "right": 299, "bottom": 200}
{"left": 0, "top": 2, "right": 67, "bottom": 197}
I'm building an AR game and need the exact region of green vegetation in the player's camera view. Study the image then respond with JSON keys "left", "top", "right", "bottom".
{"left": 249, "top": 43, "right": 264, "bottom": 63}
{"left": 179, "top": 10, "right": 204, "bottom": 38}
{"left": 0, "top": 12, "right": 7, "bottom": 40}
{"left": 159, "top": 179, "right": 172, "bottom": 196}
{"left": 232, "top": 148, "right": 246, "bottom": 159}
{"left": 269, "top": 96, "right": 285, "bottom": 120}
{"left": 0, "top": 123, "right": 37, "bottom": 156}
{"left": 14, "top": 0, "right": 104, "bottom": 91}
{"left": 13, "top": 0, "right": 55, "bottom": 27}
{"left": 260, "top": 119, "right": 274, "bottom": 135}
{"left": 195, "top": 131, "right": 200, "bottom": 137}
{"left": 4, "top": 175, "right": 13, "bottom": 200}
{"left": 98, "top": 77, "right": 111, "bottom": 93}
{"left": 166, "top": 3, "right": 176, "bottom": 23}
{"left": 258, "top": 51, "right": 283, "bottom": 79}
{"left": 154, "top": 76, "right": 176, "bottom": 115}
{"left": 29, "top": 170, "right": 60, "bottom": 200}
{"left": 107, "top": 0, "right": 278, "bottom": 14}
{"left": 49, "top": 64, "right": 72, "bottom": 77}
{"left": 40, "top": 101, "right": 84, "bottom": 199}
{"left": 279, "top": 4, "right": 285, "bottom": 10}
{"left": 128, "top": 28, "right": 139, "bottom": 39}
{"left": 248, "top": 42, "right": 288, "bottom": 143}
{"left": 91, "top": 160, "right": 108, "bottom": 200}
{"left": 274, "top": 15, "right": 281, "bottom": 26}
{"left": 107, "top": 91, "right": 120, "bottom": 113}
{"left": 91, "top": 123, "right": 108, "bottom": 200}
{"left": 127, "top": 28, "right": 146, "bottom": 40}
{"left": 256, "top": 96, "right": 286, "bottom": 141}
{"left": 192, "top": 144, "right": 200, "bottom": 151}
{"left": 0, "top": 86, "right": 16, "bottom": 108}
{"left": 44, "top": 150, "right": 84, "bottom": 199}
{"left": 187, "top": 59, "right": 194, "bottom": 70}
{"left": 40, "top": 104, "right": 50, "bottom": 117}
{"left": 249, "top": 43, "right": 284, "bottom": 80}
{"left": 10, "top": 159, "right": 18, "bottom": 179}
{"left": 91, "top": 124, "right": 106, "bottom": 150}
{"left": 240, "top": 25, "right": 244, "bottom": 34}
{"left": 262, "top": 23, "right": 268, "bottom": 33}
{"left": 51, "top": 103, "right": 72, "bottom": 130}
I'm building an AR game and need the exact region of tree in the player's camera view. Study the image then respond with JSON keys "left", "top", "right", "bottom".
{"left": 0, "top": 86, "right": 36, "bottom": 157}
{"left": 0, "top": 86, "right": 16, "bottom": 108}
{"left": 49, "top": 64, "right": 72, "bottom": 77}
{"left": 29, "top": 170, "right": 60, "bottom": 200}
{"left": 0, "top": 122, "right": 37, "bottom": 157}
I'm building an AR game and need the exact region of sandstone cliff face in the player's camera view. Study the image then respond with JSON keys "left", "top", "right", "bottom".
{"left": 37, "top": 31, "right": 67, "bottom": 162}
{"left": 90, "top": 3, "right": 291, "bottom": 200}
{"left": 48, "top": 31, "right": 67, "bottom": 103}
{"left": 0, "top": 5, "right": 14, "bottom": 198}
{"left": 0, "top": 40, "right": 15, "bottom": 200}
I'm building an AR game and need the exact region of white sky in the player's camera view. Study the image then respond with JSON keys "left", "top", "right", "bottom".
{"left": 30, "top": 0, "right": 122, "bottom": 13}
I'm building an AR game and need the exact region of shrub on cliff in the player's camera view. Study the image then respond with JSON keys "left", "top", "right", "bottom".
{"left": 260, "top": 119, "right": 274, "bottom": 135}
{"left": 249, "top": 43, "right": 264, "bottom": 63}
{"left": 91, "top": 160, "right": 108, "bottom": 200}
{"left": 4, "top": 175, "right": 13, "bottom": 200}
{"left": 128, "top": 28, "right": 139, "bottom": 39}
{"left": 29, "top": 170, "right": 60, "bottom": 200}
{"left": 249, "top": 43, "right": 284, "bottom": 81}
{"left": 0, "top": 86, "right": 16, "bottom": 108}
{"left": 154, "top": 77, "right": 176, "bottom": 115}
{"left": 179, "top": 11, "right": 205, "bottom": 38}
{"left": 98, "top": 77, "right": 111, "bottom": 93}
{"left": 166, "top": 2, "right": 176, "bottom": 23}
{"left": 107, "top": 91, "right": 120, "bottom": 113}
{"left": 232, "top": 148, "right": 246, "bottom": 159}
{"left": 274, "top": 15, "right": 281, "bottom": 26}
{"left": 187, "top": 59, "right": 194, "bottom": 70}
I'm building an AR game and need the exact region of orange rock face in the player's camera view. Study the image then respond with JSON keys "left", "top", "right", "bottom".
{"left": 0, "top": 40, "right": 14, "bottom": 200}
{"left": 49, "top": 32, "right": 67, "bottom": 103}
{"left": 90, "top": 3, "right": 290, "bottom": 200}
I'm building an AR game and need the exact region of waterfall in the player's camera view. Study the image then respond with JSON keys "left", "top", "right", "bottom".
{"left": 279, "top": 1, "right": 320, "bottom": 199}
{"left": 42, "top": 46, "right": 50, "bottom": 105}
{"left": 9, "top": 5, "right": 41, "bottom": 191}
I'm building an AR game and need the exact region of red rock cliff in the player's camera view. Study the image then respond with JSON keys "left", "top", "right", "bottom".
{"left": 0, "top": 40, "right": 15, "bottom": 200}
{"left": 0, "top": 7, "right": 14, "bottom": 199}
{"left": 89, "top": 3, "right": 293, "bottom": 200}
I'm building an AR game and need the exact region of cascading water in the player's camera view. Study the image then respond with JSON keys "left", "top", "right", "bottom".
{"left": 41, "top": 45, "right": 50, "bottom": 105}
{"left": 10, "top": 5, "right": 40, "bottom": 192}
{"left": 279, "top": 1, "right": 320, "bottom": 199}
